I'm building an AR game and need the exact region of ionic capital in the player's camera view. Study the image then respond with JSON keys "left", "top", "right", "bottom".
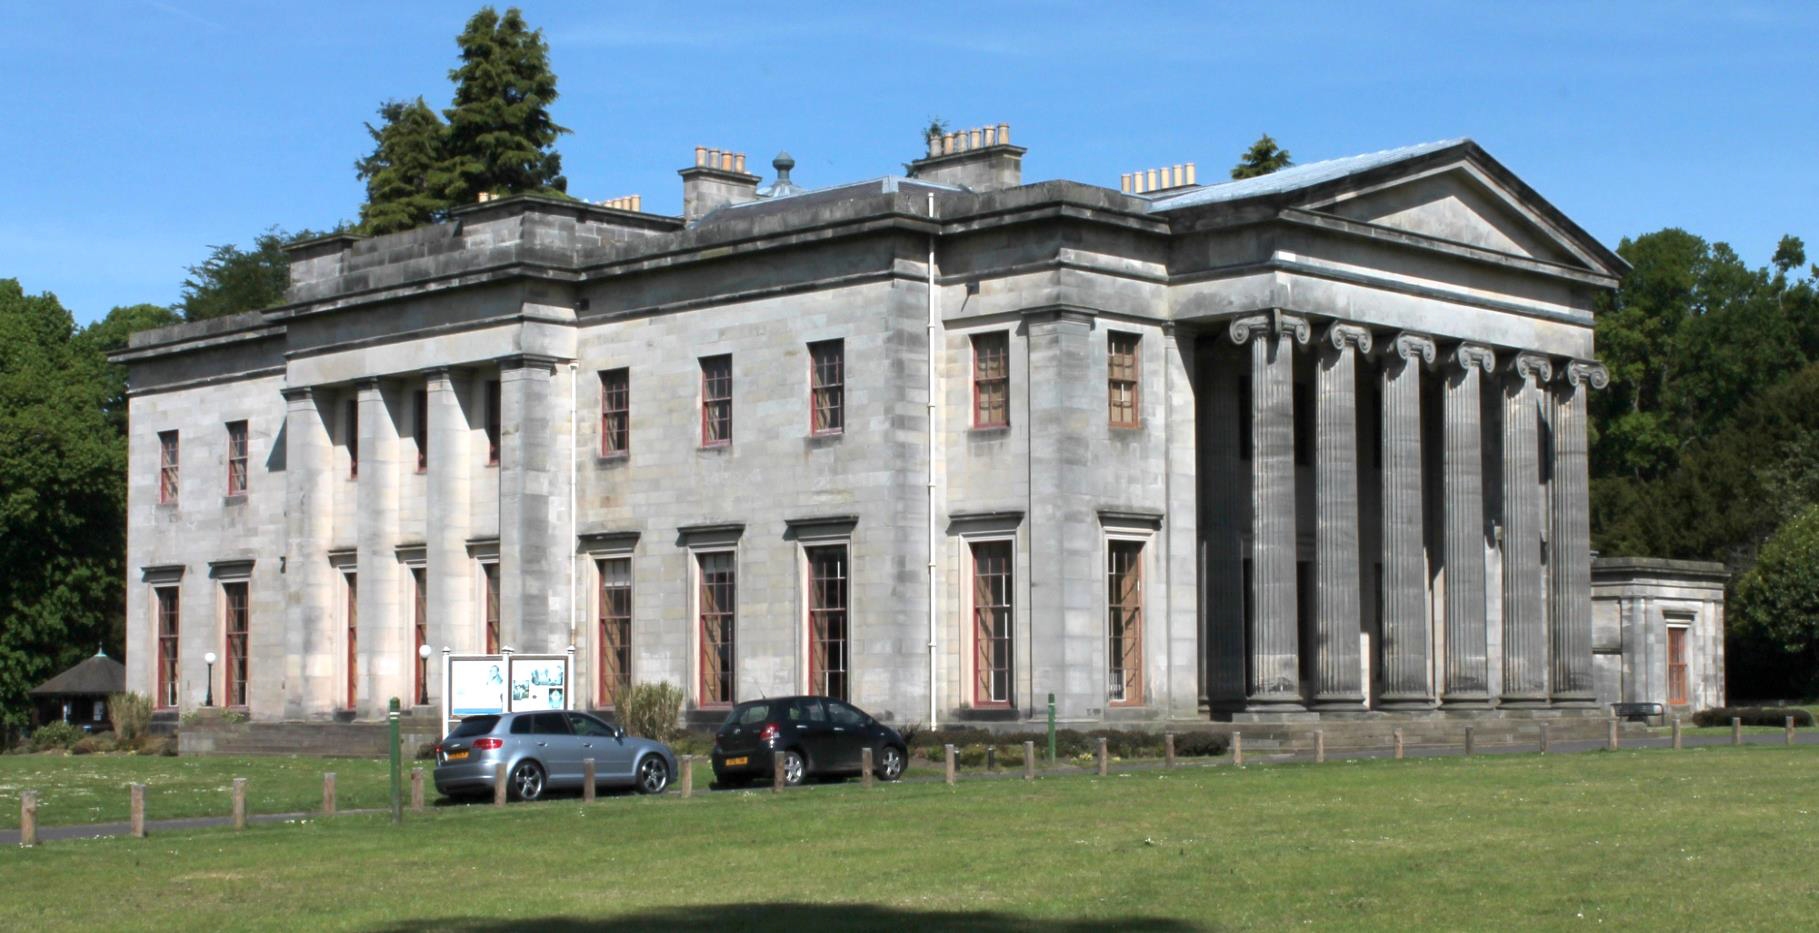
{"left": 1324, "top": 323, "right": 1373, "bottom": 355}
{"left": 1384, "top": 332, "right": 1436, "bottom": 366}
{"left": 1510, "top": 352, "right": 1553, "bottom": 386}
{"left": 1561, "top": 360, "right": 1610, "bottom": 390}
{"left": 1228, "top": 310, "right": 1311, "bottom": 347}
{"left": 1447, "top": 343, "right": 1497, "bottom": 374}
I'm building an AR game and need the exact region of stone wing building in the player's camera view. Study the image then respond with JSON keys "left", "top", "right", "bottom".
{"left": 117, "top": 129, "right": 1715, "bottom": 729}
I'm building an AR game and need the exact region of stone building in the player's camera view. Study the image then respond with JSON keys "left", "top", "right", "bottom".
{"left": 1590, "top": 557, "right": 1728, "bottom": 712}
{"left": 115, "top": 128, "right": 1721, "bottom": 729}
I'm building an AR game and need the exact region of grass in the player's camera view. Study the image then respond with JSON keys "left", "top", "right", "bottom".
{"left": 5, "top": 746, "right": 1818, "bottom": 930}
{"left": 0, "top": 754, "right": 395, "bottom": 830}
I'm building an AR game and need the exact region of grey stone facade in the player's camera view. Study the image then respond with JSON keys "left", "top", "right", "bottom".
{"left": 1590, "top": 557, "right": 1728, "bottom": 713}
{"left": 117, "top": 130, "right": 1673, "bottom": 727}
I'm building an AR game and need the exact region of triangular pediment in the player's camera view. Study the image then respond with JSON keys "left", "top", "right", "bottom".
{"left": 1316, "top": 164, "right": 1582, "bottom": 264}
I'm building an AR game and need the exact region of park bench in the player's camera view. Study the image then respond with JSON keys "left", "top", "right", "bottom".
{"left": 1611, "top": 702, "right": 1665, "bottom": 723}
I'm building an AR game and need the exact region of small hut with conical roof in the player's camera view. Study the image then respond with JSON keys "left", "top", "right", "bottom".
{"left": 30, "top": 649, "right": 125, "bottom": 731}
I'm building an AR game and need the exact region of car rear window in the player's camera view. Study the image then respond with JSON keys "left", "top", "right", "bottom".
{"left": 450, "top": 715, "right": 499, "bottom": 738}
{"left": 725, "top": 702, "right": 771, "bottom": 725}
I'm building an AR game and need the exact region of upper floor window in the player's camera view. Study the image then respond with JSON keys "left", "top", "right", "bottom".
{"left": 600, "top": 368, "right": 629, "bottom": 456}
{"left": 158, "top": 430, "right": 180, "bottom": 504}
{"left": 413, "top": 388, "right": 429, "bottom": 471}
{"left": 226, "top": 421, "right": 249, "bottom": 495}
{"left": 809, "top": 340, "right": 844, "bottom": 436}
{"left": 972, "top": 332, "right": 1009, "bottom": 428}
{"left": 1108, "top": 332, "right": 1140, "bottom": 428}
{"left": 485, "top": 380, "right": 501, "bottom": 466}
{"left": 701, "top": 355, "right": 732, "bottom": 447}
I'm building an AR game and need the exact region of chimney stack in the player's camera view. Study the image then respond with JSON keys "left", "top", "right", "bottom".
{"left": 907, "top": 121, "right": 1024, "bottom": 192}
{"left": 679, "top": 147, "right": 759, "bottom": 221}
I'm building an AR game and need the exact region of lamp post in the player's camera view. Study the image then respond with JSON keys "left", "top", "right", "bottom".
{"left": 417, "top": 644, "right": 433, "bottom": 706}
{"left": 203, "top": 651, "right": 217, "bottom": 707}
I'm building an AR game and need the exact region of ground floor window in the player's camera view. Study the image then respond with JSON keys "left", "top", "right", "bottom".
{"left": 223, "top": 581, "right": 249, "bottom": 707}
{"left": 698, "top": 551, "right": 736, "bottom": 705}
{"left": 971, "top": 540, "right": 1013, "bottom": 706}
{"left": 1107, "top": 540, "right": 1144, "bottom": 704}
{"left": 598, "top": 557, "right": 632, "bottom": 704}
{"left": 344, "top": 571, "right": 358, "bottom": 710}
{"left": 155, "top": 586, "right": 179, "bottom": 708}
{"left": 411, "top": 567, "right": 428, "bottom": 705}
{"left": 807, "top": 545, "right": 849, "bottom": 700}
{"left": 481, "top": 562, "right": 500, "bottom": 654}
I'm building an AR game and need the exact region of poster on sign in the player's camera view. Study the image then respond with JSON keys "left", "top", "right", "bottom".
{"left": 448, "top": 658, "right": 508, "bottom": 716}
{"left": 509, "top": 656, "right": 570, "bottom": 711}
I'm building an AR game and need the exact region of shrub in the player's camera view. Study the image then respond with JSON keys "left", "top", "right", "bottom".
{"left": 1730, "top": 505, "right": 1819, "bottom": 698}
{"left": 108, "top": 692, "right": 153, "bottom": 748}
{"left": 1692, "top": 706, "right": 1816, "bottom": 728}
{"left": 1174, "top": 732, "right": 1230, "bottom": 757}
{"left": 71, "top": 732, "right": 117, "bottom": 755}
{"left": 136, "top": 735, "right": 178, "bottom": 756}
{"left": 29, "top": 721, "right": 82, "bottom": 752}
{"left": 614, "top": 681, "right": 686, "bottom": 744}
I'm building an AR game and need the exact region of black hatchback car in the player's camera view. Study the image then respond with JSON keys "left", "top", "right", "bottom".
{"left": 711, "top": 696, "right": 907, "bottom": 787}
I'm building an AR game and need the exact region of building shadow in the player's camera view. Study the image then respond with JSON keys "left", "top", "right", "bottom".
{"left": 372, "top": 904, "right": 1203, "bottom": 932}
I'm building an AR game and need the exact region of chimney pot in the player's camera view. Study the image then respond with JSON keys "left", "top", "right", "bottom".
{"left": 928, "top": 134, "right": 941, "bottom": 158}
{"left": 970, "top": 128, "right": 982, "bottom": 150}
{"left": 695, "top": 146, "right": 707, "bottom": 167}
{"left": 1186, "top": 162, "right": 1197, "bottom": 185}
{"left": 997, "top": 123, "right": 1010, "bottom": 145}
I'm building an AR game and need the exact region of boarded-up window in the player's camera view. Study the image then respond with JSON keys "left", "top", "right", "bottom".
{"left": 1668, "top": 625, "right": 1689, "bottom": 706}
{"left": 412, "top": 567, "right": 428, "bottom": 705}
{"left": 155, "top": 587, "right": 179, "bottom": 708}
{"left": 159, "top": 430, "right": 179, "bottom": 503}
{"left": 972, "top": 333, "right": 1009, "bottom": 428}
{"left": 598, "top": 557, "right": 632, "bottom": 704}
{"left": 808, "top": 546, "right": 849, "bottom": 700}
{"left": 809, "top": 340, "right": 844, "bottom": 435}
{"left": 1108, "top": 332, "right": 1139, "bottom": 427}
{"left": 600, "top": 368, "right": 629, "bottom": 455}
{"left": 1107, "top": 540, "right": 1143, "bottom": 703}
{"left": 701, "top": 355, "right": 732, "bottom": 446}
{"left": 344, "top": 572, "right": 358, "bottom": 710}
{"left": 972, "top": 541, "right": 1013, "bottom": 705}
{"left": 223, "top": 581, "right": 249, "bottom": 707}
{"left": 698, "top": 551, "right": 736, "bottom": 704}
{"left": 482, "top": 562, "right": 500, "bottom": 654}
{"left": 226, "top": 421, "right": 249, "bottom": 495}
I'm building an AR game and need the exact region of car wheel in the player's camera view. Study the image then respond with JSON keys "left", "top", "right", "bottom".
{"left": 876, "top": 745, "right": 906, "bottom": 782}
{"left": 636, "top": 756, "right": 670, "bottom": 795}
{"left": 781, "top": 749, "right": 807, "bottom": 786}
{"left": 508, "top": 760, "right": 545, "bottom": 802}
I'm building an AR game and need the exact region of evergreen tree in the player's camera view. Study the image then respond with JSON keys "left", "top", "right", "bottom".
{"left": 176, "top": 227, "right": 329, "bottom": 321}
{"left": 1231, "top": 133, "right": 1292, "bottom": 179}
{"left": 431, "top": 6, "right": 569, "bottom": 206}
{"left": 357, "top": 98, "right": 449, "bottom": 234}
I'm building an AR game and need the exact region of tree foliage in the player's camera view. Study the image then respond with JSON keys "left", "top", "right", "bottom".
{"left": 1730, "top": 505, "right": 1819, "bottom": 699}
{"left": 0, "top": 281, "right": 127, "bottom": 730}
{"left": 1230, "top": 133, "right": 1292, "bottom": 179}
{"left": 430, "top": 6, "right": 569, "bottom": 207}
{"left": 357, "top": 98, "right": 449, "bottom": 235}
{"left": 177, "top": 227, "right": 330, "bottom": 322}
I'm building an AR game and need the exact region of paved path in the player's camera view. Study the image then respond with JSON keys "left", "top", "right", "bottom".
{"left": 7, "top": 731, "right": 1814, "bottom": 846}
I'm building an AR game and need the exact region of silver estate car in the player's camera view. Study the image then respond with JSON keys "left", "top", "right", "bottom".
{"left": 433, "top": 710, "right": 677, "bottom": 801}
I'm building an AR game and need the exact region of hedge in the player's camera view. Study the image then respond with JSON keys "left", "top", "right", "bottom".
{"left": 1691, "top": 706, "right": 1816, "bottom": 727}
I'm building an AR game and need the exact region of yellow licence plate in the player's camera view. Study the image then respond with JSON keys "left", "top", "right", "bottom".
{"left": 447, "top": 750, "right": 469, "bottom": 761}
{"left": 724, "top": 756, "right": 748, "bottom": 767}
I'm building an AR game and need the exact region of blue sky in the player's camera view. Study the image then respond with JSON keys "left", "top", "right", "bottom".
{"left": 4, "top": 1, "right": 1815, "bottom": 325}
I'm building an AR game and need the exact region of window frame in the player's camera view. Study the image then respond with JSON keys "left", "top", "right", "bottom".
{"left": 805, "top": 544, "right": 850, "bottom": 701}
{"left": 343, "top": 571, "right": 358, "bottom": 711}
{"left": 971, "top": 332, "right": 1010, "bottom": 429}
{"left": 481, "top": 561, "right": 500, "bottom": 654}
{"left": 225, "top": 420, "right": 249, "bottom": 496}
{"left": 345, "top": 397, "right": 360, "bottom": 479}
{"left": 700, "top": 355, "right": 733, "bottom": 448}
{"left": 1667, "top": 623, "right": 1690, "bottom": 707}
{"left": 968, "top": 538, "right": 1015, "bottom": 707}
{"left": 808, "top": 339, "right": 845, "bottom": 436}
{"left": 1106, "top": 537, "right": 1146, "bottom": 706}
{"left": 599, "top": 368, "right": 630, "bottom": 457}
{"left": 158, "top": 430, "right": 180, "bottom": 504}
{"left": 154, "top": 586, "right": 179, "bottom": 709}
{"left": 484, "top": 379, "right": 501, "bottom": 466}
{"left": 695, "top": 549, "right": 737, "bottom": 707}
{"left": 596, "top": 556, "right": 633, "bottom": 706}
{"left": 413, "top": 387, "right": 429, "bottom": 472}
{"left": 1107, "top": 331, "right": 1141, "bottom": 429}
{"left": 222, "top": 580, "right": 250, "bottom": 709}
{"left": 411, "top": 566, "right": 428, "bottom": 706}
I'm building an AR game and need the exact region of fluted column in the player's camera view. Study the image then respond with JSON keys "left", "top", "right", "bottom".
{"left": 1441, "top": 344, "right": 1496, "bottom": 707}
{"left": 1501, "top": 353, "right": 1552, "bottom": 706}
{"left": 282, "top": 386, "right": 334, "bottom": 718}
{"left": 1379, "top": 333, "right": 1436, "bottom": 709}
{"left": 498, "top": 355, "right": 571, "bottom": 653}
{"left": 1229, "top": 311, "right": 1309, "bottom": 711}
{"left": 1312, "top": 323, "right": 1371, "bottom": 709}
{"left": 426, "top": 369, "right": 472, "bottom": 675}
{"left": 353, "top": 378, "right": 402, "bottom": 718}
{"left": 1550, "top": 360, "right": 1607, "bottom": 707}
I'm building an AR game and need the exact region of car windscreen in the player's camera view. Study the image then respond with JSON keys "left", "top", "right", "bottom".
{"left": 724, "top": 702, "right": 771, "bottom": 725}
{"left": 449, "top": 715, "right": 499, "bottom": 738}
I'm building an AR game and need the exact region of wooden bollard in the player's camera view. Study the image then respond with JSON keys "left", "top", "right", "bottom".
{"left": 1393, "top": 729, "right": 1404, "bottom": 760}
{"left": 1540, "top": 722, "right": 1551, "bottom": 754}
{"left": 862, "top": 747, "right": 874, "bottom": 789}
{"left": 1164, "top": 733, "right": 1176, "bottom": 769}
{"left": 1463, "top": 726, "right": 1474, "bottom": 758}
{"left": 1023, "top": 740, "right": 1036, "bottom": 780}
{"left": 322, "top": 772, "right": 336, "bottom": 816}
{"left": 1096, "top": 738, "right": 1108, "bottom": 776}
{"left": 19, "top": 790, "right": 37, "bottom": 847}
{"left": 232, "top": 778, "right": 247, "bottom": 831}
{"left": 582, "top": 758, "right": 596, "bottom": 803}
{"left": 773, "top": 751, "right": 787, "bottom": 793}
{"left": 494, "top": 762, "right": 508, "bottom": 806}
{"left": 680, "top": 756, "right": 693, "bottom": 798}
{"left": 1315, "top": 729, "right": 1326, "bottom": 764}
{"left": 986, "top": 745, "right": 997, "bottom": 772}
{"left": 1787, "top": 716, "right": 1797, "bottom": 746}
{"left": 1672, "top": 718, "right": 1683, "bottom": 750}
{"left": 1732, "top": 717, "right": 1743, "bottom": 747}
{"left": 131, "top": 783, "right": 146, "bottom": 838}
{"left": 944, "top": 745, "right": 957, "bottom": 785}
{"left": 1233, "top": 732, "right": 1244, "bottom": 767}
{"left": 410, "top": 768, "right": 424, "bottom": 812}
{"left": 1608, "top": 718, "right": 1620, "bottom": 751}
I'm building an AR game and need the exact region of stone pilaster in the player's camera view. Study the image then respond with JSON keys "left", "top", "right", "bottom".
{"left": 354, "top": 378, "right": 402, "bottom": 717}
{"left": 1442, "top": 344, "right": 1496, "bottom": 707}
{"left": 1025, "top": 309, "right": 1097, "bottom": 717}
{"left": 1229, "top": 311, "right": 1309, "bottom": 711}
{"left": 498, "top": 355, "right": 570, "bottom": 653}
{"left": 282, "top": 386, "right": 334, "bottom": 718}
{"left": 1550, "top": 360, "right": 1607, "bottom": 707}
{"left": 426, "top": 369, "right": 472, "bottom": 674}
{"left": 1312, "top": 323, "right": 1371, "bottom": 709}
{"left": 1501, "top": 353, "right": 1552, "bottom": 706}
{"left": 1161, "top": 326, "right": 1201, "bottom": 715}
{"left": 1378, "top": 332, "right": 1436, "bottom": 709}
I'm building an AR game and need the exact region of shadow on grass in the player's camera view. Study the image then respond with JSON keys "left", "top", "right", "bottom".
{"left": 373, "top": 904, "right": 1200, "bottom": 932}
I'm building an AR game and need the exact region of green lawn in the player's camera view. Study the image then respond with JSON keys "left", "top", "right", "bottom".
{"left": 6, "top": 747, "right": 1818, "bottom": 930}
{"left": 0, "top": 754, "right": 395, "bottom": 830}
